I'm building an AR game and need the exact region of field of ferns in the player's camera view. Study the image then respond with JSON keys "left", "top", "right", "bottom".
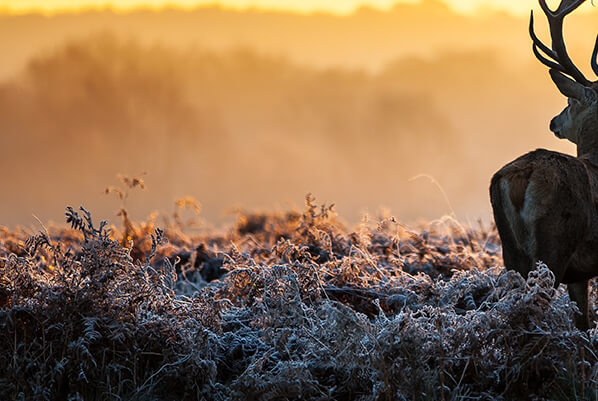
{"left": 1, "top": 194, "right": 598, "bottom": 400}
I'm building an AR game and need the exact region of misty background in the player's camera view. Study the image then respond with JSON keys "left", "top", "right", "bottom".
{"left": 2, "top": 0, "right": 596, "bottom": 228}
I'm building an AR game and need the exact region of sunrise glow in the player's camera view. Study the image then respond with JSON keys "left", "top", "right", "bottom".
{"left": 0, "top": 0, "right": 590, "bottom": 16}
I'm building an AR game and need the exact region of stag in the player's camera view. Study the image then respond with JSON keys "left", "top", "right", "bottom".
{"left": 490, "top": 0, "right": 598, "bottom": 329}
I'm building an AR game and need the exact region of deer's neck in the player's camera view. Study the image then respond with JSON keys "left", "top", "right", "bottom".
{"left": 576, "top": 118, "right": 598, "bottom": 161}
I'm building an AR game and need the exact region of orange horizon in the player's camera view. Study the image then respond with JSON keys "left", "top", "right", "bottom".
{"left": 0, "top": 0, "right": 592, "bottom": 17}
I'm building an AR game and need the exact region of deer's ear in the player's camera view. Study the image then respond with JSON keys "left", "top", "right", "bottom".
{"left": 585, "top": 86, "right": 598, "bottom": 103}
{"left": 550, "top": 69, "right": 587, "bottom": 100}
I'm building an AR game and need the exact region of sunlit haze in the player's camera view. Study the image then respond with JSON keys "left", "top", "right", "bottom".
{"left": 1, "top": 0, "right": 597, "bottom": 227}
{"left": 0, "top": 0, "right": 590, "bottom": 16}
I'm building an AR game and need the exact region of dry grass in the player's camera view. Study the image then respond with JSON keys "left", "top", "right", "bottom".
{"left": 1, "top": 196, "right": 597, "bottom": 400}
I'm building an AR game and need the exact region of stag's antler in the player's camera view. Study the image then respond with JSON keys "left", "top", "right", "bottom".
{"left": 592, "top": 34, "right": 598, "bottom": 76}
{"left": 530, "top": 0, "right": 598, "bottom": 85}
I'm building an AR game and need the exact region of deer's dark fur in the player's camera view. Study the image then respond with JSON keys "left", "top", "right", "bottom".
{"left": 490, "top": 0, "right": 598, "bottom": 330}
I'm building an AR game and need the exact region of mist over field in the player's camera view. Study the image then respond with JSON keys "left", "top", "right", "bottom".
{"left": 1, "top": 0, "right": 595, "bottom": 227}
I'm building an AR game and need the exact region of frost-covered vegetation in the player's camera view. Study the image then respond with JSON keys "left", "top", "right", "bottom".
{"left": 1, "top": 196, "right": 597, "bottom": 400}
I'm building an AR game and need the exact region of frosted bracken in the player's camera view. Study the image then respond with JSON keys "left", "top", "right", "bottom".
{"left": 1, "top": 199, "right": 597, "bottom": 400}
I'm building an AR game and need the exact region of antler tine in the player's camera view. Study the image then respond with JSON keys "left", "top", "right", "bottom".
{"left": 529, "top": 11, "right": 568, "bottom": 73}
{"left": 529, "top": 12, "right": 557, "bottom": 59}
{"left": 538, "top": 0, "right": 557, "bottom": 16}
{"left": 559, "top": 0, "right": 586, "bottom": 16}
{"left": 538, "top": 0, "right": 585, "bottom": 18}
{"left": 533, "top": 43, "right": 569, "bottom": 73}
{"left": 534, "top": 0, "right": 591, "bottom": 85}
{"left": 592, "top": 34, "right": 598, "bottom": 77}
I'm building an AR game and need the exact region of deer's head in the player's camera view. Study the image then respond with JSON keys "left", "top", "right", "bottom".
{"left": 549, "top": 70, "right": 598, "bottom": 143}
{"left": 531, "top": 0, "right": 598, "bottom": 145}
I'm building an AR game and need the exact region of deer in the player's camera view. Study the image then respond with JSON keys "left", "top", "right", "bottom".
{"left": 490, "top": 0, "right": 598, "bottom": 330}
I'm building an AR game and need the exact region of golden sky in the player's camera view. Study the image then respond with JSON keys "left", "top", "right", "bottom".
{"left": 0, "top": 0, "right": 590, "bottom": 16}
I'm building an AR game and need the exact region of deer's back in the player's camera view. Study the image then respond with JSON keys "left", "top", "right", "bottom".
{"left": 491, "top": 148, "right": 598, "bottom": 283}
